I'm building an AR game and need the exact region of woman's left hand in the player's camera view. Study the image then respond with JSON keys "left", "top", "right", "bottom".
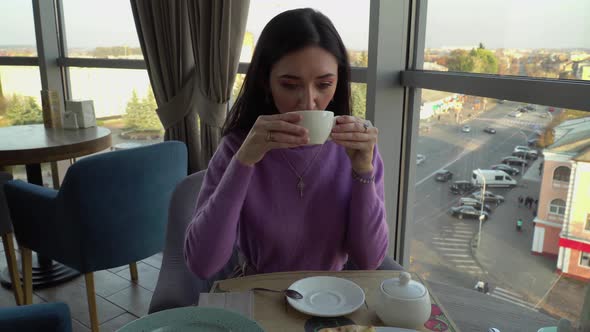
{"left": 330, "top": 116, "right": 377, "bottom": 173}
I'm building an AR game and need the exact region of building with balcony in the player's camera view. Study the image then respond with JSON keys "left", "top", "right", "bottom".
{"left": 533, "top": 118, "right": 590, "bottom": 281}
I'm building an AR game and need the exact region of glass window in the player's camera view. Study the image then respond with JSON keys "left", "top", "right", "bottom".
{"left": 0, "top": 66, "right": 42, "bottom": 127}
{"left": 244, "top": 0, "right": 369, "bottom": 65}
{"left": 0, "top": 1, "right": 37, "bottom": 56}
{"left": 408, "top": 89, "right": 590, "bottom": 324}
{"left": 581, "top": 252, "right": 590, "bottom": 267}
{"left": 423, "top": 0, "right": 590, "bottom": 80}
{"left": 553, "top": 166, "right": 571, "bottom": 182}
{"left": 62, "top": 0, "right": 141, "bottom": 59}
{"left": 68, "top": 67, "right": 162, "bottom": 146}
{"left": 586, "top": 214, "right": 590, "bottom": 232}
{"left": 549, "top": 199, "right": 566, "bottom": 216}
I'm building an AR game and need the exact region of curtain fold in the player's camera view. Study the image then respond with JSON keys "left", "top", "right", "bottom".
{"left": 131, "top": 0, "right": 249, "bottom": 172}
{"left": 187, "top": 0, "right": 249, "bottom": 165}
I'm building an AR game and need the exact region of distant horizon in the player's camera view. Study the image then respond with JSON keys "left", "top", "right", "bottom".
{"left": 1, "top": 44, "right": 590, "bottom": 53}
{"left": 1, "top": 0, "right": 588, "bottom": 53}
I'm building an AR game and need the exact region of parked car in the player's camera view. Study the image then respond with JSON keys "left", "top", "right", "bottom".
{"left": 490, "top": 164, "right": 520, "bottom": 176}
{"left": 416, "top": 154, "right": 426, "bottom": 165}
{"left": 512, "top": 146, "right": 538, "bottom": 160}
{"left": 450, "top": 180, "right": 476, "bottom": 195}
{"left": 462, "top": 125, "right": 471, "bottom": 133}
{"left": 514, "top": 145, "right": 536, "bottom": 153}
{"left": 517, "top": 107, "right": 527, "bottom": 113}
{"left": 459, "top": 197, "right": 492, "bottom": 214}
{"left": 483, "top": 127, "right": 496, "bottom": 134}
{"left": 449, "top": 206, "right": 489, "bottom": 221}
{"left": 434, "top": 169, "right": 453, "bottom": 182}
{"left": 508, "top": 111, "right": 522, "bottom": 118}
{"left": 528, "top": 137, "right": 540, "bottom": 147}
{"left": 524, "top": 105, "right": 536, "bottom": 111}
{"left": 471, "top": 190, "right": 505, "bottom": 205}
{"left": 512, "top": 150, "right": 538, "bottom": 160}
{"left": 501, "top": 156, "right": 528, "bottom": 167}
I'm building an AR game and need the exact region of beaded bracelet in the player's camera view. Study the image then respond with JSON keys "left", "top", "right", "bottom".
{"left": 351, "top": 169, "right": 375, "bottom": 184}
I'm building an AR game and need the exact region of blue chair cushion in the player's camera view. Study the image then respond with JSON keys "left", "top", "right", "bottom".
{"left": 0, "top": 302, "right": 72, "bottom": 332}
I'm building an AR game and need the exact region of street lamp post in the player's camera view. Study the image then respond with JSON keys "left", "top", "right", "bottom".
{"left": 476, "top": 168, "right": 486, "bottom": 248}
{"left": 519, "top": 130, "right": 529, "bottom": 175}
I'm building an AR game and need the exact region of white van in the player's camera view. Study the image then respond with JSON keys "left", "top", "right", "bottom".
{"left": 471, "top": 170, "right": 517, "bottom": 188}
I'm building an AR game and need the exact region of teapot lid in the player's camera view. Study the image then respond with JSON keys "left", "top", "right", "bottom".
{"left": 381, "top": 272, "right": 427, "bottom": 299}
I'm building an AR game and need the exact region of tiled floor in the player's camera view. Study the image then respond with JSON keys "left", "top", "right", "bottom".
{"left": 0, "top": 242, "right": 162, "bottom": 332}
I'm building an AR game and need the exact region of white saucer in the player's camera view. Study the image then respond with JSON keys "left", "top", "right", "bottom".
{"left": 286, "top": 276, "right": 365, "bottom": 317}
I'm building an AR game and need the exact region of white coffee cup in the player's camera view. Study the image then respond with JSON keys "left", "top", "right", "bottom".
{"left": 291, "top": 110, "right": 337, "bottom": 145}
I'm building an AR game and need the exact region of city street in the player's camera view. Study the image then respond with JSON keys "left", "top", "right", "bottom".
{"left": 408, "top": 100, "right": 559, "bottom": 311}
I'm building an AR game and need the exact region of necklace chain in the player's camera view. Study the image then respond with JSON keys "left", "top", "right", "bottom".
{"left": 279, "top": 145, "right": 324, "bottom": 198}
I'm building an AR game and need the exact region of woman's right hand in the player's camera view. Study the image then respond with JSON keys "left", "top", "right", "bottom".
{"left": 236, "top": 112, "right": 309, "bottom": 166}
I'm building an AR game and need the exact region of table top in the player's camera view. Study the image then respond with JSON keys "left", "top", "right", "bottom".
{"left": 212, "top": 270, "right": 559, "bottom": 332}
{"left": 0, "top": 124, "right": 112, "bottom": 166}
{"left": 212, "top": 270, "right": 459, "bottom": 332}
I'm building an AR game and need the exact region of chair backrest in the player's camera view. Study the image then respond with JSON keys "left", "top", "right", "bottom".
{"left": 0, "top": 172, "right": 14, "bottom": 235}
{"left": 57, "top": 141, "right": 187, "bottom": 271}
{"left": 149, "top": 170, "right": 206, "bottom": 313}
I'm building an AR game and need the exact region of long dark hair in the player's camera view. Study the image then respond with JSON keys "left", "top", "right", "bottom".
{"left": 222, "top": 8, "right": 351, "bottom": 136}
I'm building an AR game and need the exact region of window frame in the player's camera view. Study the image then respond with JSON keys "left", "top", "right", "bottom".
{"left": 2, "top": 0, "right": 590, "bottom": 267}
{"left": 580, "top": 252, "right": 590, "bottom": 268}
{"left": 553, "top": 166, "right": 571, "bottom": 183}
{"left": 549, "top": 199, "right": 566, "bottom": 216}
{"left": 585, "top": 213, "right": 590, "bottom": 232}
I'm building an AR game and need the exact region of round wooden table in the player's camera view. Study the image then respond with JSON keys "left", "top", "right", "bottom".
{"left": 0, "top": 124, "right": 112, "bottom": 289}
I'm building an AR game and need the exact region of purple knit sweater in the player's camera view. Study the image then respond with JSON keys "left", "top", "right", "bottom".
{"left": 184, "top": 132, "right": 388, "bottom": 279}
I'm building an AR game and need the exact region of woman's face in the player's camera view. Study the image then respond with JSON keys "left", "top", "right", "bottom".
{"left": 269, "top": 46, "right": 338, "bottom": 113}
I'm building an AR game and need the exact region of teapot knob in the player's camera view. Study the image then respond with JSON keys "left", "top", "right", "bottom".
{"left": 400, "top": 272, "right": 411, "bottom": 286}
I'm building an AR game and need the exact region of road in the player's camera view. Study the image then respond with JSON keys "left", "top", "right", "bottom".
{"left": 408, "top": 101, "right": 558, "bottom": 310}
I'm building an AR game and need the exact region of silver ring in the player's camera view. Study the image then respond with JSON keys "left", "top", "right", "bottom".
{"left": 363, "top": 123, "right": 369, "bottom": 133}
{"left": 266, "top": 131, "right": 273, "bottom": 142}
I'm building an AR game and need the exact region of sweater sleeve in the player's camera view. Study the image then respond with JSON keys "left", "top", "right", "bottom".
{"left": 346, "top": 146, "right": 389, "bottom": 269}
{"left": 184, "top": 135, "right": 254, "bottom": 279}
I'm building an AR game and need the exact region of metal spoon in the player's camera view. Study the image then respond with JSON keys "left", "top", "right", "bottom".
{"left": 250, "top": 287, "right": 303, "bottom": 299}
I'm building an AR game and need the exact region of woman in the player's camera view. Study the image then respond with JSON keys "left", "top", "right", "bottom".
{"left": 184, "top": 8, "right": 391, "bottom": 279}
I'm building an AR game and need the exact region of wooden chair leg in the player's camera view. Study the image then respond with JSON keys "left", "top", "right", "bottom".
{"left": 2, "top": 234, "right": 24, "bottom": 305}
{"left": 84, "top": 272, "right": 100, "bottom": 332}
{"left": 20, "top": 246, "right": 32, "bottom": 305}
{"left": 129, "top": 262, "right": 138, "bottom": 282}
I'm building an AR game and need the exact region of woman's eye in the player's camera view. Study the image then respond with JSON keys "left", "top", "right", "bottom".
{"left": 280, "top": 82, "right": 299, "bottom": 90}
{"left": 318, "top": 82, "right": 333, "bottom": 89}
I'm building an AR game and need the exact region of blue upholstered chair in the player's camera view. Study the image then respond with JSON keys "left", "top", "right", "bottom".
{"left": 0, "top": 302, "right": 72, "bottom": 332}
{"left": 4, "top": 141, "right": 187, "bottom": 332}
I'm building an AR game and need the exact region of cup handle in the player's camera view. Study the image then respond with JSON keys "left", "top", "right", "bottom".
{"left": 326, "top": 116, "right": 342, "bottom": 141}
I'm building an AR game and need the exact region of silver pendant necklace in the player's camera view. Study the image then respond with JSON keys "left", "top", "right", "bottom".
{"left": 279, "top": 145, "right": 324, "bottom": 198}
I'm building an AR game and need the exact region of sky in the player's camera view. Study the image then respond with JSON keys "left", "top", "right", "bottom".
{"left": 0, "top": 0, "right": 588, "bottom": 51}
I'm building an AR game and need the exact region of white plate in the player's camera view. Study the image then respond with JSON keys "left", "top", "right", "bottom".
{"left": 376, "top": 328, "right": 418, "bottom": 332}
{"left": 286, "top": 276, "right": 365, "bottom": 317}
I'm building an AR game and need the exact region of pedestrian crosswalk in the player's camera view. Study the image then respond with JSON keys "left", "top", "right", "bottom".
{"left": 488, "top": 287, "right": 538, "bottom": 311}
{"left": 436, "top": 224, "right": 483, "bottom": 275}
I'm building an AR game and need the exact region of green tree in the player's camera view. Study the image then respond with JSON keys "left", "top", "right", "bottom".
{"left": 446, "top": 43, "right": 498, "bottom": 74}
{"left": 446, "top": 49, "right": 475, "bottom": 72}
{"left": 124, "top": 88, "right": 163, "bottom": 131}
{"left": 0, "top": 74, "right": 6, "bottom": 116}
{"left": 351, "top": 83, "right": 367, "bottom": 119}
{"left": 5, "top": 94, "right": 43, "bottom": 125}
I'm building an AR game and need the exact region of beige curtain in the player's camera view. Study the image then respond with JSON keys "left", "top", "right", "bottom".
{"left": 131, "top": 0, "right": 249, "bottom": 172}
{"left": 186, "top": 1, "right": 249, "bottom": 165}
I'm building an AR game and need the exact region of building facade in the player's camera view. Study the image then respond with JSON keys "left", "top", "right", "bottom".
{"left": 533, "top": 119, "right": 590, "bottom": 281}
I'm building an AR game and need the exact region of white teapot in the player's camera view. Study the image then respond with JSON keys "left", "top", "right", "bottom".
{"left": 375, "top": 272, "right": 431, "bottom": 329}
